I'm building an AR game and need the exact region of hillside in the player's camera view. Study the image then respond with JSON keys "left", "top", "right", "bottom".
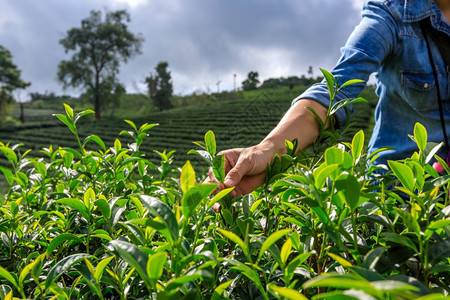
{"left": 0, "top": 86, "right": 378, "bottom": 191}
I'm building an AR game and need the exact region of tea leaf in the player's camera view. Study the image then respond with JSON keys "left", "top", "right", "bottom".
{"left": 330, "top": 97, "right": 367, "bottom": 115}
{"left": 204, "top": 130, "right": 216, "bottom": 157}
{"left": 45, "top": 253, "right": 91, "bottom": 290}
{"left": 95, "top": 198, "right": 111, "bottom": 219}
{"left": 83, "top": 135, "right": 106, "bottom": 151}
{"left": 424, "top": 219, "right": 450, "bottom": 241}
{"left": 335, "top": 174, "right": 360, "bottom": 211}
{"left": 280, "top": 238, "right": 293, "bottom": 266}
{"left": 414, "top": 123, "right": 427, "bottom": 152}
{"left": 180, "top": 160, "right": 196, "bottom": 193}
{"left": 0, "top": 147, "right": 17, "bottom": 165}
{"left": 217, "top": 228, "right": 249, "bottom": 258}
{"left": 208, "top": 187, "right": 234, "bottom": 210}
{"left": 56, "top": 198, "right": 89, "bottom": 220}
{"left": 47, "top": 233, "right": 83, "bottom": 255}
{"left": 363, "top": 247, "right": 387, "bottom": 271}
{"left": 394, "top": 208, "right": 421, "bottom": 238}
{"left": 108, "top": 240, "right": 152, "bottom": 289}
{"left": 212, "top": 154, "right": 226, "bottom": 183}
{"left": 268, "top": 283, "right": 308, "bottom": 300}
{"left": 258, "top": 229, "right": 291, "bottom": 261}
{"left": 0, "top": 266, "right": 19, "bottom": 290}
{"left": 211, "top": 280, "right": 233, "bottom": 300}
{"left": 182, "top": 184, "right": 217, "bottom": 219}
{"left": 351, "top": 130, "right": 365, "bottom": 162}
{"left": 327, "top": 252, "right": 352, "bottom": 267}
{"left": 147, "top": 251, "right": 167, "bottom": 280}
{"left": 340, "top": 79, "right": 365, "bottom": 89}
{"left": 140, "top": 195, "right": 179, "bottom": 242}
{"left": 94, "top": 256, "right": 115, "bottom": 282}
{"left": 0, "top": 166, "right": 13, "bottom": 185}
{"left": 388, "top": 161, "right": 415, "bottom": 192}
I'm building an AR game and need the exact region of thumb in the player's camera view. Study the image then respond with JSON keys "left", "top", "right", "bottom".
{"left": 223, "top": 158, "right": 252, "bottom": 188}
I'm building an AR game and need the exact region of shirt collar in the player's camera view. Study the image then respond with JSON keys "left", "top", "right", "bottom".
{"left": 404, "top": 0, "right": 435, "bottom": 23}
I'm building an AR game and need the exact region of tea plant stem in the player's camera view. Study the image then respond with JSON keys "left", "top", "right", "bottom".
{"left": 350, "top": 212, "right": 359, "bottom": 263}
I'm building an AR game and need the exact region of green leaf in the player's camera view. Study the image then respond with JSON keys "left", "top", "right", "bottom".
{"left": 95, "top": 198, "right": 111, "bottom": 219}
{"left": 388, "top": 161, "right": 415, "bottom": 191}
{"left": 180, "top": 160, "right": 195, "bottom": 194}
{"left": 140, "top": 195, "right": 179, "bottom": 242}
{"left": 335, "top": 174, "right": 360, "bottom": 211}
{"left": 325, "top": 147, "right": 344, "bottom": 166}
{"left": 94, "top": 256, "right": 114, "bottom": 282}
{"left": 339, "top": 78, "right": 365, "bottom": 89}
{"left": 424, "top": 219, "right": 450, "bottom": 241}
{"left": 83, "top": 135, "right": 106, "bottom": 151}
{"left": 182, "top": 183, "right": 217, "bottom": 219}
{"left": 303, "top": 273, "right": 377, "bottom": 295}
{"left": 314, "top": 163, "right": 339, "bottom": 189}
{"left": 108, "top": 240, "right": 152, "bottom": 289}
{"left": 83, "top": 188, "right": 95, "bottom": 211}
{"left": 0, "top": 147, "right": 17, "bottom": 165}
{"left": 327, "top": 252, "right": 352, "bottom": 267}
{"left": 217, "top": 228, "right": 249, "bottom": 258}
{"left": 56, "top": 198, "right": 89, "bottom": 220}
{"left": 54, "top": 114, "right": 76, "bottom": 135}
{"left": 165, "top": 274, "right": 203, "bottom": 292}
{"left": 211, "top": 280, "right": 233, "bottom": 300}
{"left": 280, "top": 238, "right": 293, "bottom": 267}
{"left": 19, "top": 253, "right": 45, "bottom": 287}
{"left": 73, "top": 109, "right": 95, "bottom": 123}
{"left": 381, "top": 232, "right": 418, "bottom": 253}
{"left": 62, "top": 151, "right": 74, "bottom": 168}
{"left": 45, "top": 253, "right": 91, "bottom": 290}
{"left": 363, "top": 247, "right": 387, "bottom": 271}
{"left": 268, "top": 283, "right": 308, "bottom": 300}
{"left": 204, "top": 130, "right": 217, "bottom": 157}
{"left": 47, "top": 233, "right": 83, "bottom": 255}
{"left": 0, "top": 166, "right": 13, "bottom": 185}
{"left": 208, "top": 187, "right": 234, "bottom": 210}
{"left": 351, "top": 130, "right": 365, "bottom": 162}
{"left": 330, "top": 97, "right": 367, "bottom": 115}
{"left": 124, "top": 119, "right": 137, "bottom": 131}
{"left": 258, "top": 229, "right": 291, "bottom": 261}
{"left": 212, "top": 154, "right": 226, "bottom": 183}
{"left": 63, "top": 103, "right": 74, "bottom": 119}
{"left": 0, "top": 266, "right": 19, "bottom": 290}
{"left": 394, "top": 207, "right": 421, "bottom": 238}
{"left": 147, "top": 251, "right": 167, "bottom": 280}
{"left": 320, "top": 68, "right": 335, "bottom": 98}
{"left": 414, "top": 122, "right": 427, "bottom": 152}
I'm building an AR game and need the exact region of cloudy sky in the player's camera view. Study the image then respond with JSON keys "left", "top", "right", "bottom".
{"left": 0, "top": 0, "right": 365, "bottom": 100}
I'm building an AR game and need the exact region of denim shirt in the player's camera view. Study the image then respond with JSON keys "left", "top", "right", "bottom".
{"left": 293, "top": 0, "right": 450, "bottom": 165}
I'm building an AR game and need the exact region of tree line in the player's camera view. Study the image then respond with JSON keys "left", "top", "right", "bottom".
{"left": 0, "top": 9, "right": 320, "bottom": 123}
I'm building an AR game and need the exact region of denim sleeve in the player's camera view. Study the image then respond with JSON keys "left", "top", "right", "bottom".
{"left": 292, "top": 0, "right": 399, "bottom": 129}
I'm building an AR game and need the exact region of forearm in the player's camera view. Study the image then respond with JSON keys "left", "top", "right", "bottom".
{"left": 259, "top": 99, "right": 328, "bottom": 156}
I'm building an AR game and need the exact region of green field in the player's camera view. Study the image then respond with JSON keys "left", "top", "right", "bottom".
{"left": 0, "top": 85, "right": 378, "bottom": 191}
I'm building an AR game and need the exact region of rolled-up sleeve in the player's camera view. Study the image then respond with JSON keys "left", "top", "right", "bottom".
{"left": 292, "top": 0, "right": 399, "bottom": 129}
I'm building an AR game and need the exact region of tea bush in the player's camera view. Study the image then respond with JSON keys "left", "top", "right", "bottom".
{"left": 0, "top": 70, "right": 448, "bottom": 299}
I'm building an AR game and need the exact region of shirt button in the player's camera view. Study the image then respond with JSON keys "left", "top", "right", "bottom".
{"left": 424, "top": 82, "right": 429, "bottom": 88}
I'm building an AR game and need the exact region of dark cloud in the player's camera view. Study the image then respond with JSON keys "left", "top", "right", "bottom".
{"left": 0, "top": 0, "right": 363, "bottom": 99}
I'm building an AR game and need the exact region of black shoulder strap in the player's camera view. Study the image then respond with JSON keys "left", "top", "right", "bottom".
{"left": 420, "top": 19, "right": 449, "bottom": 154}
{"left": 421, "top": 19, "right": 450, "bottom": 68}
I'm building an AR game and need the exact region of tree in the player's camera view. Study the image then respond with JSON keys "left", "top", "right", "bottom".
{"left": 145, "top": 61, "right": 173, "bottom": 111}
{"left": 242, "top": 71, "right": 260, "bottom": 91}
{"left": 0, "top": 45, "right": 30, "bottom": 123}
{"left": 57, "top": 10, "right": 143, "bottom": 120}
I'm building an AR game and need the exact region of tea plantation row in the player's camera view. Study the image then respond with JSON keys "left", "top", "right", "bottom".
{"left": 0, "top": 87, "right": 377, "bottom": 176}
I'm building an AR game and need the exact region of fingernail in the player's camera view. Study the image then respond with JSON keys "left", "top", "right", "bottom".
{"left": 224, "top": 177, "right": 234, "bottom": 187}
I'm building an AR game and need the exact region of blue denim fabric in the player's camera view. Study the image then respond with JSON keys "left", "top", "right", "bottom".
{"left": 293, "top": 0, "right": 450, "bottom": 166}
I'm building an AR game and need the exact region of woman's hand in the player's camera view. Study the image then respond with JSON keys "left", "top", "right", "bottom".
{"left": 212, "top": 143, "right": 277, "bottom": 197}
